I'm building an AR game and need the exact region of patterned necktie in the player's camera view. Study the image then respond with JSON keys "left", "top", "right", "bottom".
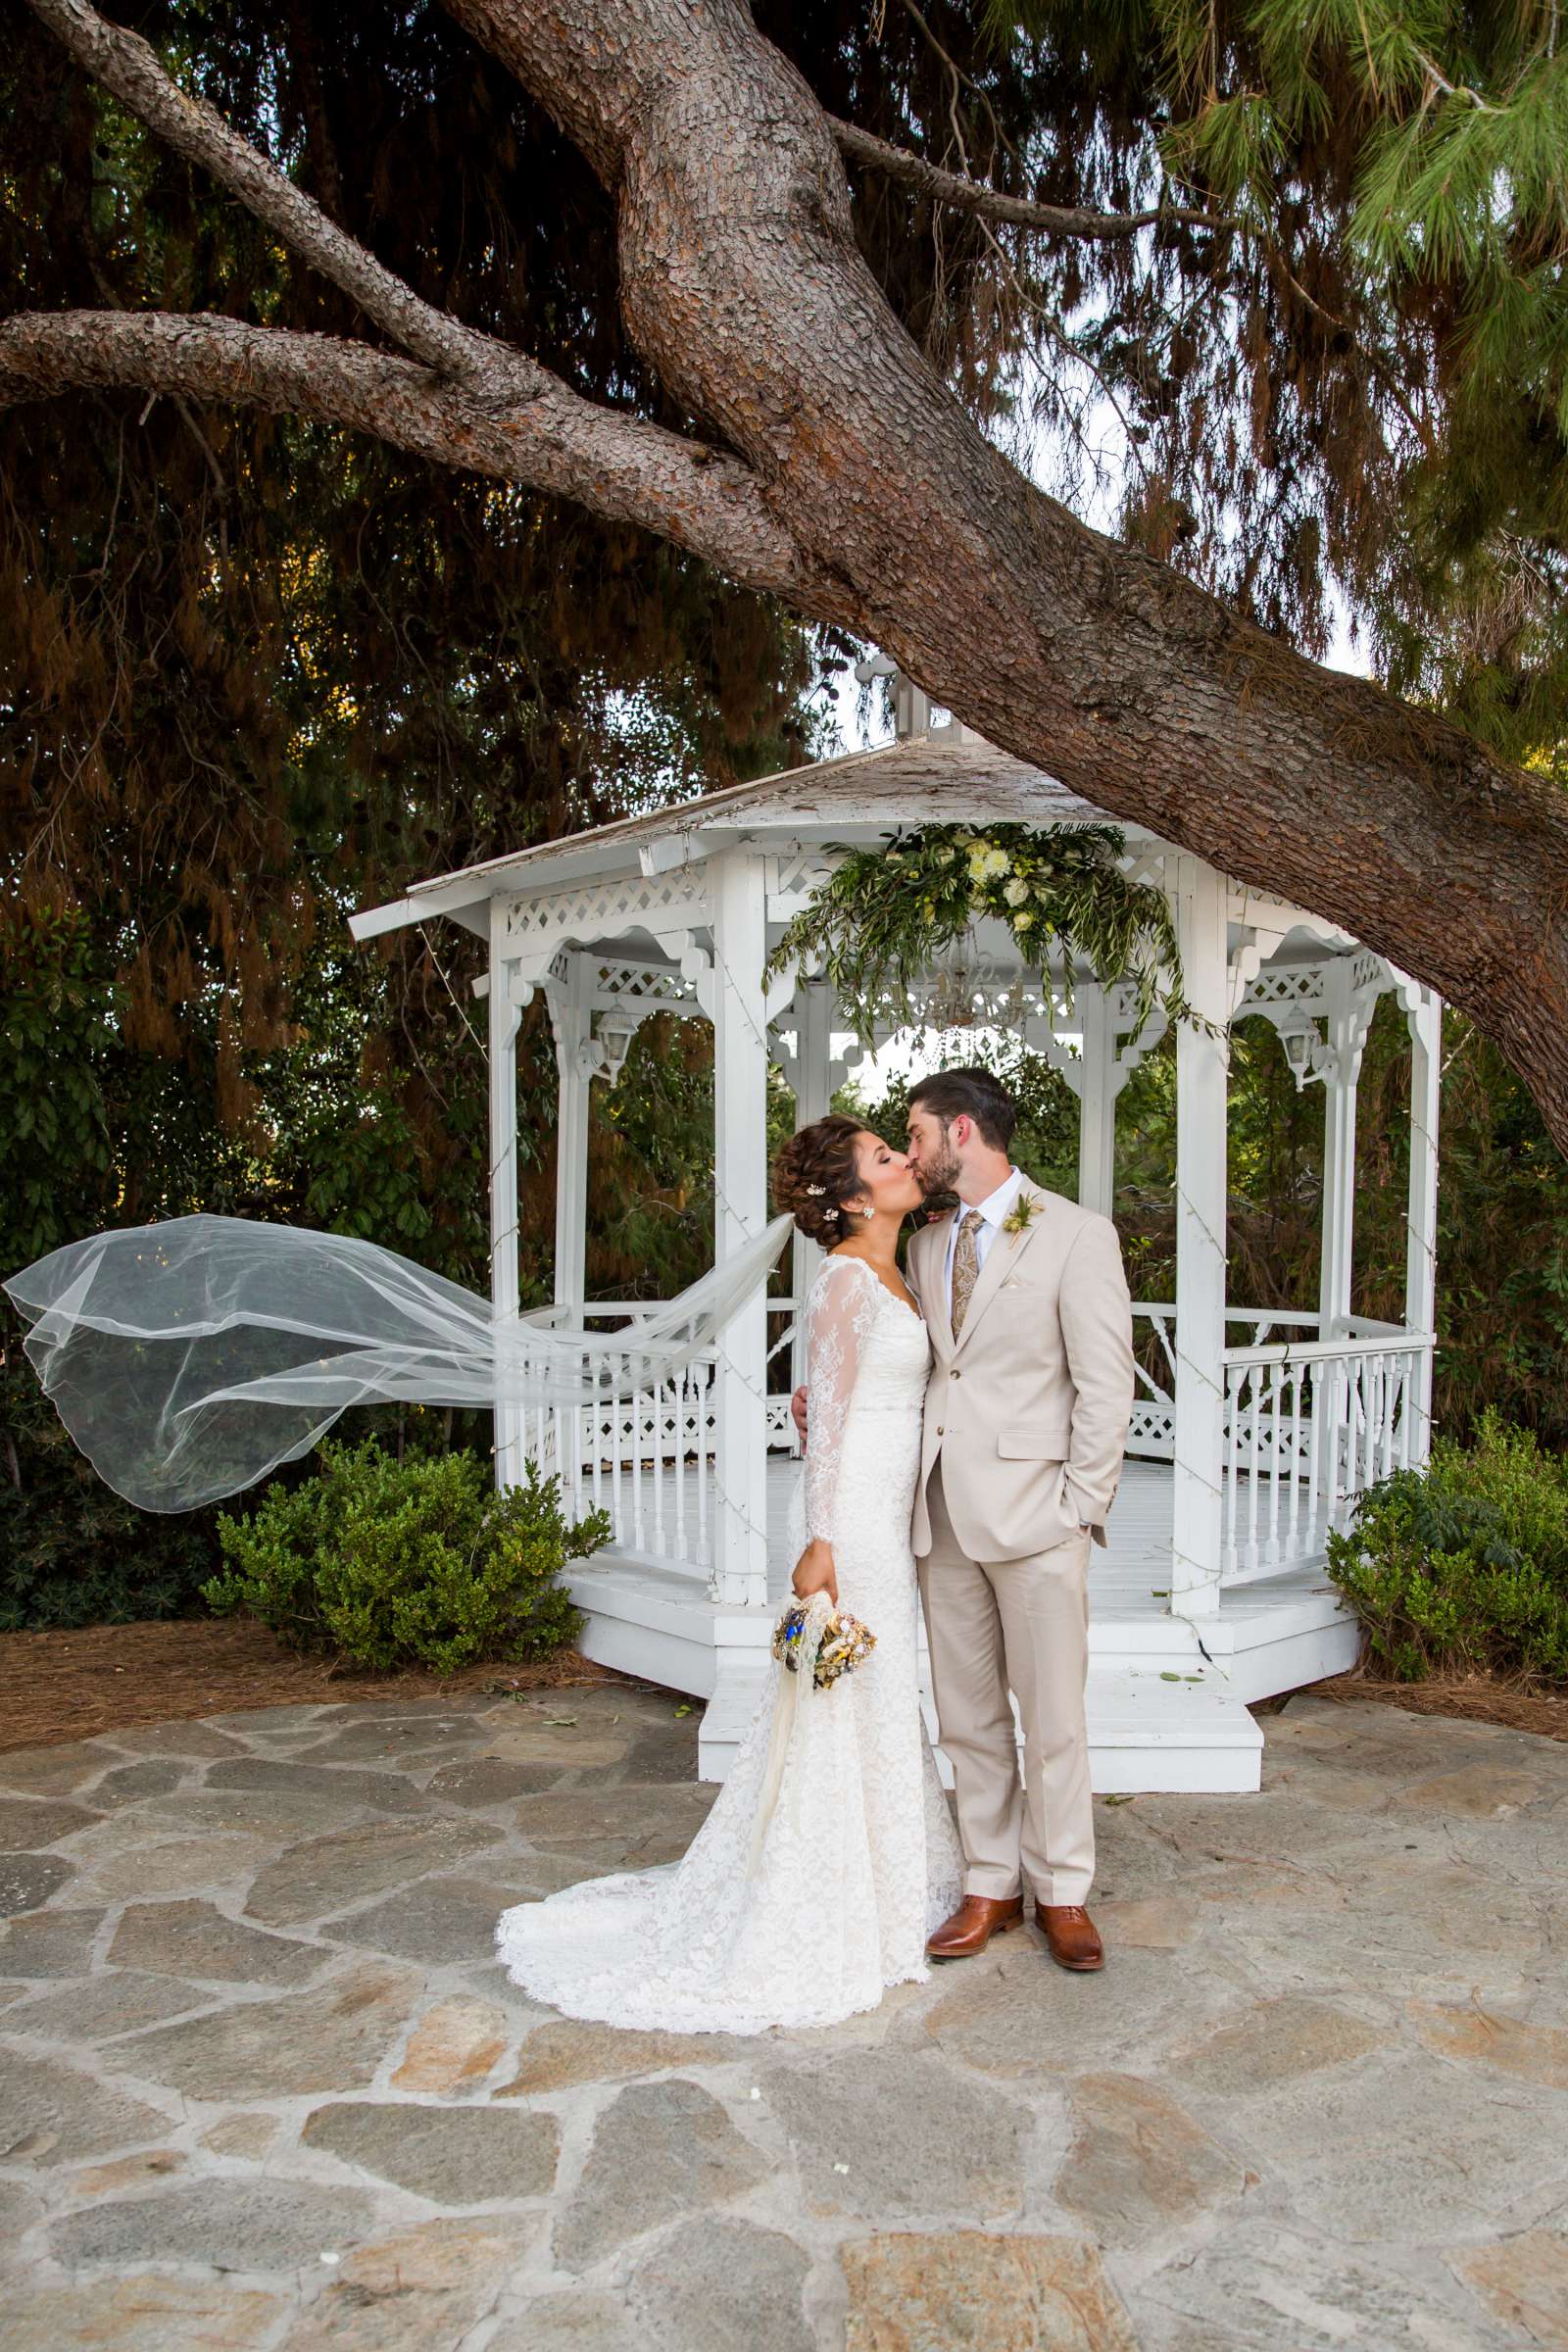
{"left": 951, "top": 1207, "right": 983, "bottom": 1337}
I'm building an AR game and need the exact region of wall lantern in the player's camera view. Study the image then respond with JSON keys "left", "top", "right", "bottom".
{"left": 1275, "top": 1004, "right": 1329, "bottom": 1090}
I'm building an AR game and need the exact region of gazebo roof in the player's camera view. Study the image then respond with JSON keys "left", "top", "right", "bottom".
{"left": 350, "top": 723, "right": 1134, "bottom": 942}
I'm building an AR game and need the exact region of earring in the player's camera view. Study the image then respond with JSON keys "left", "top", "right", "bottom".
{"left": 860, "top": 1208, "right": 873, "bottom": 1220}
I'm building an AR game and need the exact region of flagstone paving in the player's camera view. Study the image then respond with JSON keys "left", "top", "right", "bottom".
{"left": 2, "top": 1683, "right": 1566, "bottom": 2350}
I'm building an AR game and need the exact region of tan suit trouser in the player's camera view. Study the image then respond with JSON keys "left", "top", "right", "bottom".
{"left": 917, "top": 1462, "right": 1095, "bottom": 1908}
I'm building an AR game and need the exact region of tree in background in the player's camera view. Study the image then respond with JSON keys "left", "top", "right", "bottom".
{"left": 6, "top": 0, "right": 1568, "bottom": 1136}
{"left": 0, "top": 0, "right": 842, "bottom": 1290}
{"left": 0, "top": 2, "right": 851, "bottom": 1619}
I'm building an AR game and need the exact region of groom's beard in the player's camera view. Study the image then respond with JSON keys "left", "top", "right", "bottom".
{"left": 915, "top": 1143, "right": 962, "bottom": 1200}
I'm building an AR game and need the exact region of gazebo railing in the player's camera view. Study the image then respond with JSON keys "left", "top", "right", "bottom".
{"left": 1220, "top": 1329, "right": 1433, "bottom": 1583}
{"left": 1129, "top": 1305, "right": 1177, "bottom": 1458}
{"left": 510, "top": 1298, "right": 802, "bottom": 1571}
{"left": 1130, "top": 1302, "right": 1324, "bottom": 1461}
{"left": 511, "top": 1298, "right": 1431, "bottom": 1589}
{"left": 575, "top": 1355, "right": 719, "bottom": 1564}
{"left": 507, "top": 1315, "right": 719, "bottom": 1567}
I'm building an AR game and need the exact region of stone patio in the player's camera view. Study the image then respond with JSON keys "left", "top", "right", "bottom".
{"left": 2, "top": 1682, "right": 1566, "bottom": 2351}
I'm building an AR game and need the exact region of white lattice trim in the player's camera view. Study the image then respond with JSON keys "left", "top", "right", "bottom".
{"left": 578, "top": 954, "right": 702, "bottom": 1011}
{"left": 1241, "top": 963, "right": 1331, "bottom": 1012}
{"left": 502, "top": 872, "right": 710, "bottom": 964}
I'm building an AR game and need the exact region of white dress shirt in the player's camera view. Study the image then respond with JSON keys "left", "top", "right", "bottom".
{"left": 942, "top": 1165, "right": 1025, "bottom": 1317}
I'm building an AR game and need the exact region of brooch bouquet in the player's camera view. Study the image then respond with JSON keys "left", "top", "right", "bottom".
{"left": 771, "top": 1588, "right": 877, "bottom": 1688}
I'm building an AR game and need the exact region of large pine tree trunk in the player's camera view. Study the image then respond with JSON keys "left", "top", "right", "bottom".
{"left": 453, "top": 0, "right": 1568, "bottom": 1130}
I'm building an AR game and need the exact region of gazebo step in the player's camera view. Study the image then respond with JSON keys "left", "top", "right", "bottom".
{"left": 564, "top": 1547, "right": 1345, "bottom": 1792}
{"left": 694, "top": 1660, "right": 1263, "bottom": 1794}
{"left": 564, "top": 1559, "right": 728, "bottom": 1700}
{"left": 1082, "top": 1665, "right": 1263, "bottom": 1793}
{"left": 570, "top": 1552, "right": 1212, "bottom": 1702}
{"left": 1194, "top": 1577, "right": 1360, "bottom": 1704}
{"left": 1080, "top": 1609, "right": 1208, "bottom": 1664}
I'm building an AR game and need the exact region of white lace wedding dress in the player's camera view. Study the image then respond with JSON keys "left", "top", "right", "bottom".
{"left": 493, "top": 1251, "right": 964, "bottom": 2034}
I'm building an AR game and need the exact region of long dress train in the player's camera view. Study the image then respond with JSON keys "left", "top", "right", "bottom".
{"left": 493, "top": 1251, "right": 964, "bottom": 2034}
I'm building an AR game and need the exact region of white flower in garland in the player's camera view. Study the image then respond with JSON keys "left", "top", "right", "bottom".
{"left": 760, "top": 816, "right": 1203, "bottom": 1049}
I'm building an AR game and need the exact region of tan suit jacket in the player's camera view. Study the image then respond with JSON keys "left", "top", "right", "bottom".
{"left": 906, "top": 1179, "right": 1136, "bottom": 1563}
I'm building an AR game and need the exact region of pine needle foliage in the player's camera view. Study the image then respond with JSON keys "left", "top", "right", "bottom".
{"left": 969, "top": 0, "right": 1568, "bottom": 760}
{"left": 764, "top": 821, "right": 1195, "bottom": 1040}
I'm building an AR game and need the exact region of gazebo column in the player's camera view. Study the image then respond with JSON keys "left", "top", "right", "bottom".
{"left": 1075, "top": 982, "right": 1116, "bottom": 1215}
{"left": 790, "top": 979, "right": 833, "bottom": 1389}
{"left": 1170, "top": 858, "right": 1230, "bottom": 1618}
{"left": 1403, "top": 982, "right": 1442, "bottom": 1461}
{"left": 710, "top": 850, "right": 771, "bottom": 1608}
{"left": 551, "top": 955, "right": 590, "bottom": 1315}
{"left": 487, "top": 898, "right": 526, "bottom": 1491}
{"left": 1318, "top": 960, "right": 1359, "bottom": 1341}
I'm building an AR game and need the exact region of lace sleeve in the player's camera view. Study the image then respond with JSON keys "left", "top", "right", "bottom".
{"left": 803, "top": 1256, "right": 878, "bottom": 1544}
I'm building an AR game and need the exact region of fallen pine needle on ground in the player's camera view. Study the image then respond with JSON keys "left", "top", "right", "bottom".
{"left": 4, "top": 1618, "right": 1564, "bottom": 1753}
{"left": 0, "top": 1616, "right": 631, "bottom": 1752}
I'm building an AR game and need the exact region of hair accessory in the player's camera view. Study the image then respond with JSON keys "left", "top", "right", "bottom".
{"left": 805, "top": 1183, "right": 826, "bottom": 1196}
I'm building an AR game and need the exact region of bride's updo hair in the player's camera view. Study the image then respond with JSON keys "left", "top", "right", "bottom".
{"left": 771, "top": 1113, "right": 867, "bottom": 1246}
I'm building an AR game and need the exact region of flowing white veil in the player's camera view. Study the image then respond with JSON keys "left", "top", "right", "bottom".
{"left": 4, "top": 1212, "right": 794, "bottom": 1513}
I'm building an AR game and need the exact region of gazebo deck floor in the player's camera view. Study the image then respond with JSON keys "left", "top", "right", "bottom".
{"left": 564, "top": 1461, "right": 1358, "bottom": 1793}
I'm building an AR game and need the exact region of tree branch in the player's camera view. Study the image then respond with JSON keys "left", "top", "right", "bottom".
{"left": 0, "top": 312, "right": 843, "bottom": 609}
{"left": 24, "top": 0, "right": 507, "bottom": 385}
{"left": 830, "top": 116, "right": 1233, "bottom": 242}
{"left": 15, "top": 0, "right": 851, "bottom": 607}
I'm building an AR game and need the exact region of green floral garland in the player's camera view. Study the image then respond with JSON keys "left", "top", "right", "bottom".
{"left": 765, "top": 821, "right": 1196, "bottom": 1043}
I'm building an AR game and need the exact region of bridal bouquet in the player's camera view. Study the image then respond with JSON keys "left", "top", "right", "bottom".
{"left": 771, "top": 1590, "right": 876, "bottom": 1689}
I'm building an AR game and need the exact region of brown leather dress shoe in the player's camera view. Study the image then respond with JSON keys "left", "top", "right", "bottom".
{"left": 926, "top": 1893, "right": 1025, "bottom": 1961}
{"left": 1035, "top": 1903, "right": 1104, "bottom": 1972}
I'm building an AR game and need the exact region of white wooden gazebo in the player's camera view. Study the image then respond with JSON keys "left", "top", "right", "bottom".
{"left": 351, "top": 690, "right": 1441, "bottom": 1792}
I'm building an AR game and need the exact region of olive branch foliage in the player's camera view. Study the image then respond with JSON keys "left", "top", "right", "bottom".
{"left": 763, "top": 822, "right": 1200, "bottom": 1042}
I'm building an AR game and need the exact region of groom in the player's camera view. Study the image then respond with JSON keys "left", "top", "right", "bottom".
{"left": 800, "top": 1065, "right": 1136, "bottom": 1973}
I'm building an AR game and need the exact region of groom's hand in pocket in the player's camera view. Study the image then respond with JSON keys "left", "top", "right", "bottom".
{"left": 790, "top": 1384, "right": 808, "bottom": 1449}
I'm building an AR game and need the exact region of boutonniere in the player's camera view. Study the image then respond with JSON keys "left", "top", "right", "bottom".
{"left": 1002, "top": 1195, "right": 1038, "bottom": 1239}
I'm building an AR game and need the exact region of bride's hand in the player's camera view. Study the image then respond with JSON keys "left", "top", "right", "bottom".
{"left": 789, "top": 1384, "right": 808, "bottom": 1449}
{"left": 791, "top": 1539, "right": 838, "bottom": 1605}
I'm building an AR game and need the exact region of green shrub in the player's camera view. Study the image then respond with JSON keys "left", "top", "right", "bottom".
{"left": 204, "top": 1438, "right": 607, "bottom": 1673}
{"left": 0, "top": 1352, "right": 220, "bottom": 1632}
{"left": 1326, "top": 1410, "right": 1568, "bottom": 1685}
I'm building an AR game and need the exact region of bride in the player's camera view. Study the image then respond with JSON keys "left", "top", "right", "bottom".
{"left": 4, "top": 1112, "right": 962, "bottom": 2039}
{"left": 493, "top": 1112, "right": 964, "bottom": 2034}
